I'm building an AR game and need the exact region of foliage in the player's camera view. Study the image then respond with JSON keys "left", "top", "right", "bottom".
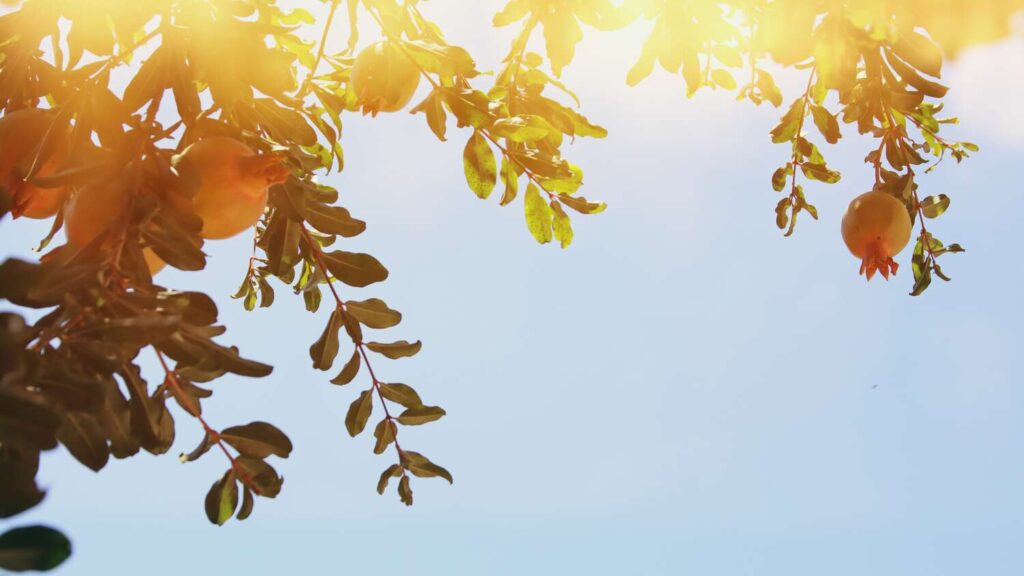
{"left": 0, "top": 0, "right": 1020, "bottom": 570}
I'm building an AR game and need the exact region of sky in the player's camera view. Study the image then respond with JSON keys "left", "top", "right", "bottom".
{"left": 3, "top": 3, "right": 1024, "bottom": 575}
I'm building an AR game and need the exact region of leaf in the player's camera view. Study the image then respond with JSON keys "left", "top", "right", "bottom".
{"left": 893, "top": 28, "right": 943, "bottom": 78}
{"left": 401, "top": 451, "right": 454, "bottom": 484}
{"left": 463, "top": 130, "right": 496, "bottom": 199}
{"left": 400, "top": 40, "right": 478, "bottom": 78}
{"left": 304, "top": 203, "right": 366, "bottom": 238}
{"left": 123, "top": 46, "right": 168, "bottom": 112}
{"left": 376, "top": 464, "right": 403, "bottom": 495}
{"left": 772, "top": 166, "right": 789, "bottom": 192}
{"left": 0, "top": 526, "right": 71, "bottom": 572}
{"left": 346, "top": 299, "right": 402, "bottom": 329}
{"left": 551, "top": 201, "right": 573, "bottom": 249}
{"left": 179, "top": 432, "right": 215, "bottom": 463}
{"left": 398, "top": 475, "right": 413, "bottom": 505}
{"left": 770, "top": 98, "right": 805, "bottom": 144}
{"left": 372, "top": 418, "right": 397, "bottom": 455}
{"left": 920, "top": 194, "right": 950, "bottom": 219}
{"left": 499, "top": 156, "right": 519, "bottom": 206}
{"left": 309, "top": 308, "right": 343, "bottom": 371}
{"left": 524, "top": 183, "right": 553, "bottom": 244}
{"left": 234, "top": 457, "right": 284, "bottom": 498}
{"left": 204, "top": 470, "right": 238, "bottom": 526}
{"left": 330, "top": 349, "right": 361, "bottom": 386}
{"left": 490, "top": 116, "right": 550, "bottom": 143}
{"left": 396, "top": 405, "right": 446, "bottom": 426}
{"left": 221, "top": 422, "right": 293, "bottom": 459}
{"left": 711, "top": 69, "right": 737, "bottom": 90}
{"left": 627, "top": 33, "right": 658, "bottom": 86}
{"left": 410, "top": 89, "right": 448, "bottom": 141}
{"left": 366, "top": 340, "right": 422, "bottom": 360}
{"left": 345, "top": 390, "right": 374, "bottom": 437}
{"left": 58, "top": 412, "right": 110, "bottom": 472}
{"left": 236, "top": 488, "right": 255, "bottom": 521}
{"left": 557, "top": 193, "right": 606, "bottom": 215}
{"left": 378, "top": 383, "right": 423, "bottom": 408}
{"left": 320, "top": 250, "right": 389, "bottom": 288}
{"left": 810, "top": 104, "right": 841, "bottom": 144}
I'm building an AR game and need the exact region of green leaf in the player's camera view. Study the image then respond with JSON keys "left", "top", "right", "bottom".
{"left": 770, "top": 98, "right": 805, "bottom": 144}
{"left": 491, "top": 116, "right": 551, "bottom": 143}
{"left": 378, "top": 383, "right": 423, "bottom": 408}
{"left": 204, "top": 469, "right": 238, "bottom": 526}
{"left": 810, "top": 104, "right": 841, "bottom": 144}
{"left": 410, "top": 89, "right": 448, "bottom": 141}
{"left": 345, "top": 390, "right": 374, "bottom": 437}
{"left": 330, "top": 349, "right": 361, "bottom": 386}
{"left": 220, "top": 422, "right": 293, "bottom": 459}
{"left": 500, "top": 156, "right": 519, "bottom": 206}
{"left": 463, "top": 130, "right": 497, "bottom": 199}
{"left": 772, "top": 166, "right": 789, "bottom": 192}
{"left": 366, "top": 340, "right": 422, "bottom": 359}
{"left": 309, "top": 308, "right": 343, "bottom": 371}
{"left": 346, "top": 299, "right": 402, "bottom": 329}
{"left": 396, "top": 405, "right": 446, "bottom": 426}
{"left": 320, "top": 250, "right": 389, "bottom": 288}
{"left": 920, "top": 194, "right": 950, "bottom": 219}
{"left": 551, "top": 201, "right": 573, "bottom": 249}
{"left": 557, "top": 193, "right": 606, "bottom": 215}
{"left": 0, "top": 526, "right": 72, "bottom": 572}
{"left": 524, "top": 183, "right": 553, "bottom": 244}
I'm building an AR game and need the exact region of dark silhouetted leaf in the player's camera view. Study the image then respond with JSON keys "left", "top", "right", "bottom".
{"left": 221, "top": 422, "right": 293, "bottom": 459}
{"left": 0, "top": 525, "right": 71, "bottom": 572}
{"left": 331, "top": 349, "right": 361, "bottom": 386}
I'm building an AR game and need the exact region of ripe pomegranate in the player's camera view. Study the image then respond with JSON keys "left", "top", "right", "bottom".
{"left": 351, "top": 41, "right": 421, "bottom": 116}
{"left": 172, "top": 136, "right": 289, "bottom": 240}
{"left": 841, "top": 190, "right": 913, "bottom": 281}
{"left": 0, "top": 109, "right": 70, "bottom": 219}
{"left": 64, "top": 183, "right": 165, "bottom": 275}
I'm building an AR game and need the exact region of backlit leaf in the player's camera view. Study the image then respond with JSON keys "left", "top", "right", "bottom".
{"left": 463, "top": 130, "right": 497, "bottom": 199}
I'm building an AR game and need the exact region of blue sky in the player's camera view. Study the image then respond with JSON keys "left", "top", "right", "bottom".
{"left": 3, "top": 3, "right": 1024, "bottom": 575}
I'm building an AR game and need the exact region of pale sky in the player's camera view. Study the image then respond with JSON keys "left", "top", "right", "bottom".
{"left": 3, "top": 3, "right": 1024, "bottom": 575}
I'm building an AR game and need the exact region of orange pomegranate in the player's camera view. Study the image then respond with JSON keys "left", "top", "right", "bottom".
{"left": 64, "top": 183, "right": 165, "bottom": 275}
{"left": 351, "top": 41, "right": 421, "bottom": 116}
{"left": 841, "top": 190, "right": 913, "bottom": 281}
{"left": 0, "top": 108, "right": 70, "bottom": 219}
{"left": 172, "top": 137, "right": 288, "bottom": 240}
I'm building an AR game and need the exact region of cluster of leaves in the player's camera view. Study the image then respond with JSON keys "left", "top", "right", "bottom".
{"left": 621, "top": 0, "right": 1012, "bottom": 293}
